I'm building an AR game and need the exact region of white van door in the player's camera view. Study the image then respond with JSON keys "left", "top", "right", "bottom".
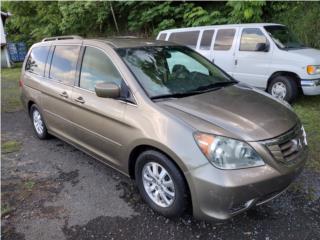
{"left": 233, "top": 27, "right": 272, "bottom": 88}
{"left": 212, "top": 28, "right": 238, "bottom": 76}
{"left": 197, "top": 29, "right": 215, "bottom": 61}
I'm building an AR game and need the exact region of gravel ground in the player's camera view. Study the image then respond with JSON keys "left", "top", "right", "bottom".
{"left": 1, "top": 111, "right": 320, "bottom": 240}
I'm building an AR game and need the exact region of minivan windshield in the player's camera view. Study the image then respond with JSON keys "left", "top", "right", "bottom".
{"left": 264, "top": 25, "right": 305, "bottom": 50}
{"left": 116, "top": 46, "right": 236, "bottom": 99}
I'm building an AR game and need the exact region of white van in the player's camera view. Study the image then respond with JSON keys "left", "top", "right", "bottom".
{"left": 157, "top": 23, "right": 320, "bottom": 102}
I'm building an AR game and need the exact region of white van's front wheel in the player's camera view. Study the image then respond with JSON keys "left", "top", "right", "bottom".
{"left": 268, "top": 76, "right": 298, "bottom": 103}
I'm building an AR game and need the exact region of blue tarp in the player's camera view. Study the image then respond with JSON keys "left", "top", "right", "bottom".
{"left": 7, "top": 42, "right": 27, "bottom": 62}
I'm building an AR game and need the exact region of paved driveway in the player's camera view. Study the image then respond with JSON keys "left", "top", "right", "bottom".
{"left": 1, "top": 111, "right": 320, "bottom": 240}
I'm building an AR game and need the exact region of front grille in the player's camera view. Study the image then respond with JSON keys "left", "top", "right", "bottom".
{"left": 264, "top": 124, "right": 307, "bottom": 165}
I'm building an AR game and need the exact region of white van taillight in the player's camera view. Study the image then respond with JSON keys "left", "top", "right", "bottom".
{"left": 19, "top": 79, "right": 24, "bottom": 87}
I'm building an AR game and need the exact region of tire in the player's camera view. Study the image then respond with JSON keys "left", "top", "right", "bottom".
{"left": 30, "top": 104, "right": 50, "bottom": 139}
{"left": 135, "top": 150, "right": 188, "bottom": 218}
{"left": 267, "top": 75, "right": 298, "bottom": 103}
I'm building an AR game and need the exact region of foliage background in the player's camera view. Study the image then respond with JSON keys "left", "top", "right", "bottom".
{"left": 2, "top": 1, "right": 320, "bottom": 49}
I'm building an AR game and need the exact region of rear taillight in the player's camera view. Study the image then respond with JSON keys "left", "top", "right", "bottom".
{"left": 19, "top": 79, "right": 24, "bottom": 87}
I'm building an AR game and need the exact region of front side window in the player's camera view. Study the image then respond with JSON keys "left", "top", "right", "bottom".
{"left": 168, "top": 31, "right": 200, "bottom": 48}
{"left": 264, "top": 25, "right": 305, "bottom": 50}
{"left": 79, "top": 47, "right": 122, "bottom": 91}
{"left": 117, "top": 46, "right": 236, "bottom": 99}
{"left": 49, "top": 45, "right": 80, "bottom": 85}
{"left": 25, "top": 46, "right": 50, "bottom": 76}
{"left": 240, "top": 28, "right": 268, "bottom": 51}
{"left": 200, "top": 30, "right": 215, "bottom": 50}
{"left": 214, "top": 29, "right": 236, "bottom": 51}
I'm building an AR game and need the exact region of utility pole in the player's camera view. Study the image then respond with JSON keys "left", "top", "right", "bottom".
{"left": 109, "top": 2, "right": 119, "bottom": 34}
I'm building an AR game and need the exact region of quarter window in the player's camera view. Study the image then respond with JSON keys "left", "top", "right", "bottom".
{"left": 200, "top": 30, "right": 215, "bottom": 50}
{"left": 158, "top": 33, "right": 167, "bottom": 40}
{"left": 25, "top": 46, "right": 50, "bottom": 76}
{"left": 168, "top": 31, "right": 200, "bottom": 48}
{"left": 240, "top": 28, "right": 268, "bottom": 51}
{"left": 79, "top": 47, "right": 122, "bottom": 91}
{"left": 214, "top": 29, "right": 236, "bottom": 50}
{"left": 49, "top": 45, "right": 80, "bottom": 86}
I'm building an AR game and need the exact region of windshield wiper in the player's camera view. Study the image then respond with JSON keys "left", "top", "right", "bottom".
{"left": 150, "top": 92, "right": 199, "bottom": 100}
{"left": 192, "top": 81, "right": 237, "bottom": 92}
{"left": 150, "top": 82, "right": 237, "bottom": 100}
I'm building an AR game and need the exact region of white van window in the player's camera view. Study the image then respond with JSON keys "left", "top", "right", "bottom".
{"left": 168, "top": 31, "right": 200, "bottom": 48}
{"left": 214, "top": 29, "right": 236, "bottom": 51}
{"left": 200, "top": 30, "right": 215, "bottom": 50}
{"left": 240, "top": 28, "right": 268, "bottom": 51}
{"left": 158, "top": 33, "right": 167, "bottom": 40}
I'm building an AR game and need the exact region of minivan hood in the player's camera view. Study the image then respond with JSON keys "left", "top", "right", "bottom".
{"left": 286, "top": 48, "right": 320, "bottom": 64}
{"left": 157, "top": 84, "right": 299, "bottom": 142}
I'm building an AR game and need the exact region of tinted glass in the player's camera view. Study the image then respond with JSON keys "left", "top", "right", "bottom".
{"left": 264, "top": 25, "right": 305, "bottom": 50}
{"left": 200, "top": 30, "right": 214, "bottom": 50}
{"left": 168, "top": 31, "right": 200, "bottom": 48}
{"left": 240, "top": 28, "right": 268, "bottom": 51}
{"left": 49, "top": 45, "right": 80, "bottom": 85}
{"left": 158, "top": 33, "right": 167, "bottom": 40}
{"left": 25, "top": 46, "right": 50, "bottom": 76}
{"left": 117, "top": 46, "right": 235, "bottom": 98}
{"left": 214, "top": 29, "right": 236, "bottom": 50}
{"left": 80, "top": 47, "right": 122, "bottom": 91}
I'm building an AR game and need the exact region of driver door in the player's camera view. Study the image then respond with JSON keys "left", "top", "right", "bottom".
{"left": 71, "top": 45, "right": 127, "bottom": 167}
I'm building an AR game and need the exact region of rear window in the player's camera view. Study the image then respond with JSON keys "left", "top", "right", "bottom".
{"left": 214, "top": 29, "right": 236, "bottom": 51}
{"left": 200, "top": 30, "right": 215, "bottom": 50}
{"left": 168, "top": 31, "right": 200, "bottom": 48}
{"left": 49, "top": 45, "right": 80, "bottom": 86}
{"left": 25, "top": 46, "right": 50, "bottom": 76}
{"left": 158, "top": 33, "right": 167, "bottom": 40}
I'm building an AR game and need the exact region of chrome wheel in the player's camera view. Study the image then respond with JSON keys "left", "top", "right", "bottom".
{"left": 33, "top": 110, "right": 44, "bottom": 135}
{"left": 271, "top": 82, "right": 287, "bottom": 100}
{"left": 142, "top": 162, "right": 175, "bottom": 208}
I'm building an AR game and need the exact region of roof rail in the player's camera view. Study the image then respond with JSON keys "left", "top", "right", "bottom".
{"left": 42, "top": 35, "right": 83, "bottom": 42}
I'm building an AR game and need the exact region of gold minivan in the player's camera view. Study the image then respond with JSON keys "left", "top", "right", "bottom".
{"left": 20, "top": 36, "right": 308, "bottom": 221}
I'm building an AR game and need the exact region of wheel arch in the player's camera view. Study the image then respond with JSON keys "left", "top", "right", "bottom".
{"left": 128, "top": 144, "right": 192, "bottom": 208}
{"left": 267, "top": 71, "right": 301, "bottom": 89}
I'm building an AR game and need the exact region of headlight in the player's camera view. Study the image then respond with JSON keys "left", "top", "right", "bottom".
{"left": 307, "top": 65, "right": 320, "bottom": 75}
{"left": 194, "top": 132, "right": 265, "bottom": 169}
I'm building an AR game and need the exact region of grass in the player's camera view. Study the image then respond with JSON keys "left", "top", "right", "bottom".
{"left": 0, "top": 65, "right": 319, "bottom": 171}
{"left": 1, "top": 204, "right": 12, "bottom": 217}
{"left": 1, "top": 63, "right": 23, "bottom": 112}
{"left": 2, "top": 140, "right": 22, "bottom": 154}
{"left": 293, "top": 95, "right": 320, "bottom": 171}
{"left": 24, "top": 180, "right": 36, "bottom": 190}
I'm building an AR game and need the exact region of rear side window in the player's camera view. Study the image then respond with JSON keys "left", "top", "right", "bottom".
{"left": 240, "top": 28, "right": 268, "bottom": 51}
{"left": 200, "top": 30, "right": 215, "bottom": 50}
{"left": 214, "top": 29, "right": 236, "bottom": 50}
{"left": 49, "top": 45, "right": 80, "bottom": 85}
{"left": 25, "top": 46, "right": 50, "bottom": 76}
{"left": 79, "top": 47, "right": 122, "bottom": 91}
{"left": 158, "top": 33, "right": 167, "bottom": 40}
{"left": 168, "top": 31, "right": 200, "bottom": 48}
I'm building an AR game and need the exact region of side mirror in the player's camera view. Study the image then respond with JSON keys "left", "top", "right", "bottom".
{"left": 95, "top": 82, "right": 120, "bottom": 98}
{"left": 256, "top": 42, "right": 269, "bottom": 52}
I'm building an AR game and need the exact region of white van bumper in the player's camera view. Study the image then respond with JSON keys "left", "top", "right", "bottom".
{"left": 301, "top": 79, "right": 320, "bottom": 95}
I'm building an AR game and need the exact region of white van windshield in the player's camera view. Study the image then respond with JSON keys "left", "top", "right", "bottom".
{"left": 264, "top": 25, "right": 305, "bottom": 50}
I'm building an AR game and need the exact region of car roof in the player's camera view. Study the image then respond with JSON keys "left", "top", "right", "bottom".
{"left": 96, "top": 38, "right": 177, "bottom": 48}
{"left": 158, "top": 23, "right": 284, "bottom": 33}
{"left": 34, "top": 36, "right": 178, "bottom": 49}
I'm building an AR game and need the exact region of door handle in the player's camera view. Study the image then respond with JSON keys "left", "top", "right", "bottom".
{"left": 75, "top": 96, "right": 85, "bottom": 104}
{"left": 59, "top": 91, "right": 68, "bottom": 98}
{"left": 235, "top": 59, "right": 238, "bottom": 65}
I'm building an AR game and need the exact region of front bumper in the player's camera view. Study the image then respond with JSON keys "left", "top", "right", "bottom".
{"left": 301, "top": 78, "right": 320, "bottom": 95}
{"left": 185, "top": 147, "right": 308, "bottom": 221}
